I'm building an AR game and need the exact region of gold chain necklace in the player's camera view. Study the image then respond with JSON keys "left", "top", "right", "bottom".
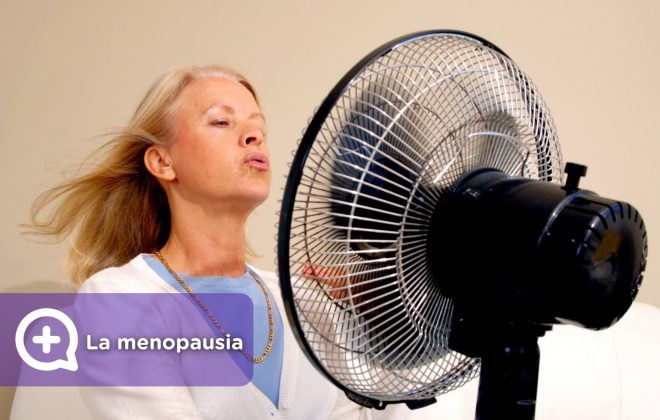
{"left": 154, "top": 251, "right": 274, "bottom": 364}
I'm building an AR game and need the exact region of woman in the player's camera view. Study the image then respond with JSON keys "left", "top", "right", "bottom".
{"left": 17, "top": 65, "right": 404, "bottom": 420}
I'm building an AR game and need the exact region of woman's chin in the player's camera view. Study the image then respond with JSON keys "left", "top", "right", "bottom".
{"left": 238, "top": 185, "right": 271, "bottom": 206}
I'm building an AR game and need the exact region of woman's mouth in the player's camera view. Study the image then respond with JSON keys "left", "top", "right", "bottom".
{"left": 244, "top": 152, "right": 270, "bottom": 171}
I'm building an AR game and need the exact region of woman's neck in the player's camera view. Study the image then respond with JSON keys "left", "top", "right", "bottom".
{"left": 159, "top": 205, "right": 250, "bottom": 278}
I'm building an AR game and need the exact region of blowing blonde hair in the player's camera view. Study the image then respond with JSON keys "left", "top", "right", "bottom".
{"left": 26, "top": 65, "right": 259, "bottom": 285}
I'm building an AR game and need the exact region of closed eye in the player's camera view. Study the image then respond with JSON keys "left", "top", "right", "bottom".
{"left": 211, "top": 119, "right": 230, "bottom": 127}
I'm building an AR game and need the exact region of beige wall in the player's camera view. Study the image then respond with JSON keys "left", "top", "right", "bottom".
{"left": 1, "top": 0, "right": 658, "bottom": 417}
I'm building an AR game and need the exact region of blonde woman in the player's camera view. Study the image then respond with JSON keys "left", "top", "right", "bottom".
{"left": 15, "top": 65, "right": 406, "bottom": 420}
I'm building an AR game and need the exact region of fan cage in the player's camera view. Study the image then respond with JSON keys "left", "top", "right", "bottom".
{"left": 280, "top": 31, "right": 562, "bottom": 402}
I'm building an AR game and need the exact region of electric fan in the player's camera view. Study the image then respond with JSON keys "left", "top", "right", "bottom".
{"left": 277, "top": 30, "right": 647, "bottom": 420}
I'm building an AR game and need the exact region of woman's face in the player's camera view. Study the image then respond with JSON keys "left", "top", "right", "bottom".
{"left": 166, "top": 76, "right": 271, "bottom": 213}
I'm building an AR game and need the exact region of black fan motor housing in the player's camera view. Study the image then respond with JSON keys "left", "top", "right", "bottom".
{"left": 427, "top": 164, "right": 647, "bottom": 346}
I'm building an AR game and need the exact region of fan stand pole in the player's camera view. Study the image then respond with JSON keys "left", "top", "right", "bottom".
{"left": 475, "top": 337, "right": 540, "bottom": 420}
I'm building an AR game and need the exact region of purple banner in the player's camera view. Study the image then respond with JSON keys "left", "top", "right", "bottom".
{"left": 1, "top": 293, "right": 253, "bottom": 386}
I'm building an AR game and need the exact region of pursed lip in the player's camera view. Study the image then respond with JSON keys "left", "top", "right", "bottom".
{"left": 244, "top": 152, "right": 270, "bottom": 171}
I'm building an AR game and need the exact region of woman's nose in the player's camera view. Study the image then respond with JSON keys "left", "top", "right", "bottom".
{"left": 241, "top": 131, "right": 263, "bottom": 147}
{"left": 240, "top": 123, "right": 264, "bottom": 147}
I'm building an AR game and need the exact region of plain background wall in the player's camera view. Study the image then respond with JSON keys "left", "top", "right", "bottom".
{"left": 1, "top": 0, "right": 658, "bottom": 418}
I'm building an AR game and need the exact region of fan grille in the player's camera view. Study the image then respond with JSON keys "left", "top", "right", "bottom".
{"left": 283, "top": 32, "right": 562, "bottom": 401}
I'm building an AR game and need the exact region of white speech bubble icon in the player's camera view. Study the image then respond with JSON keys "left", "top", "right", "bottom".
{"left": 15, "top": 308, "right": 78, "bottom": 372}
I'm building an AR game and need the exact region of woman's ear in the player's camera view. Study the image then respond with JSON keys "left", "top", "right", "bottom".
{"left": 144, "top": 145, "right": 176, "bottom": 181}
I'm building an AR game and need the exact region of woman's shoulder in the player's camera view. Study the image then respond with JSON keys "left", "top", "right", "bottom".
{"left": 79, "top": 254, "right": 174, "bottom": 294}
{"left": 248, "top": 266, "right": 282, "bottom": 295}
{"left": 248, "top": 266, "right": 277, "bottom": 284}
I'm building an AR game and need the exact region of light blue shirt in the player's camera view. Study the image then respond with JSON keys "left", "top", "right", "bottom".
{"left": 144, "top": 255, "right": 284, "bottom": 408}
